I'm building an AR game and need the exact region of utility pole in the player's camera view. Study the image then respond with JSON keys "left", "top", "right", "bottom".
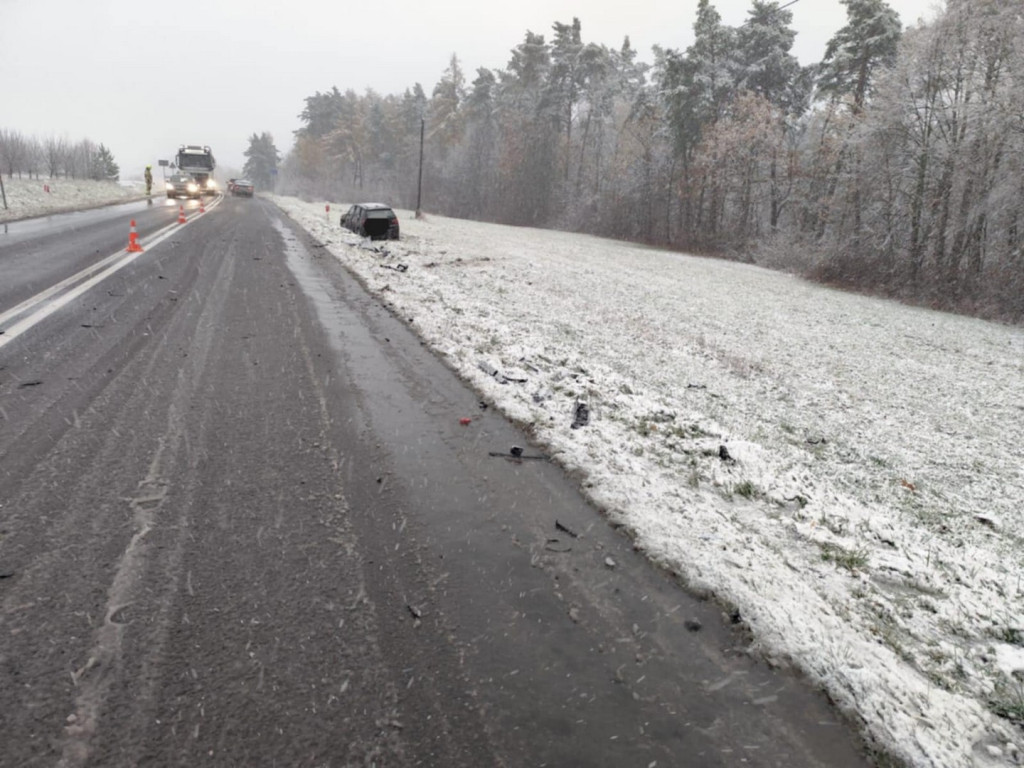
{"left": 415, "top": 117, "right": 425, "bottom": 219}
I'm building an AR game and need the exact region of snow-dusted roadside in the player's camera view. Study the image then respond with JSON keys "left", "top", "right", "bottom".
{"left": 273, "top": 196, "right": 1024, "bottom": 768}
{"left": 0, "top": 177, "right": 145, "bottom": 222}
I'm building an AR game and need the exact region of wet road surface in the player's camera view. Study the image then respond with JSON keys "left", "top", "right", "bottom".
{"left": 0, "top": 197, "right": 874, "bottom": 766}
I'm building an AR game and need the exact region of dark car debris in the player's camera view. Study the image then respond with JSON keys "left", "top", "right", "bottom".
{"left": 477, "top": 360, "right": 529, "bottom": 386}
{"left": 555, "top": 520, "right": 579, "bottom": 538}
{"left": 488, "top": 449, "right": 548, "bottom": 462}
{"left": 571, "top": 401, "right": 590, "bottom": 429}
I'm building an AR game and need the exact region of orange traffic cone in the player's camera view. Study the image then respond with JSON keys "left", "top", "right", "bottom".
{"left": 126, "top": 219, "right": 144, "bottom": 253}
{"left": 177, "top": 205, "right": 186, "bottom": 224}
{"left": 199, "top": 197, "right": 206, "bottom": 214}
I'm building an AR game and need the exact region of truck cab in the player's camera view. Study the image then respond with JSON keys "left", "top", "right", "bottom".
{"left": 175, "top": 145, "right": 217, "bottom": 195}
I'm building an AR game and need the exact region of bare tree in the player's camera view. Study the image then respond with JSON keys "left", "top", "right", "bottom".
{"left": 0, "top": 129, "right": 30, "bottom": 178}
{"left": 44, "top": 135, "right": 68, "bottom": 178}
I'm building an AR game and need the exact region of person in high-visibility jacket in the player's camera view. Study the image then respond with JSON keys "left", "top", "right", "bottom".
{"left": 144, "top": 165, "right": 153, "bottom": 196}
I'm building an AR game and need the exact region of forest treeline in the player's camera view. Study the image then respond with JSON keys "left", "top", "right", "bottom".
{"left": 0, "top": 130, "right": 120, "bottom": 181}
{"left": 283, "top": 0, "right": 1024, "bottom": 320}
{"left": 2, "top": 3, "right": 1014, "bottom": 319}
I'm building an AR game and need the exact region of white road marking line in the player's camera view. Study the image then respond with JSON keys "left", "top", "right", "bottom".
{"left": 0, "top": 197, "right": 223, "bottom": 350}
{"left": 0, "top": 249, "right": 130, "bottom": 327}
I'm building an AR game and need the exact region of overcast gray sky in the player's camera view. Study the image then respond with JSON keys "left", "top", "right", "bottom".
{"left": 1, "top": 0, "right": 940, "bottom": 180}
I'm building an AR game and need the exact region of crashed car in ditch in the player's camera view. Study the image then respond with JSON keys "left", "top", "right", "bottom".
{"left": 340, "top": 203, "right": 400, "bottom": 240}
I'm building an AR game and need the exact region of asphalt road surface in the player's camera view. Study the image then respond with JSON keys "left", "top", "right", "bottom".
{"left": 0, "top": 196, "right": 875, "bottom": 767}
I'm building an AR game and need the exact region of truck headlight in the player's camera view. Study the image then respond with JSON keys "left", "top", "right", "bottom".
{"left": 206, "top": 179, "right": 217, "bottom": 189}
{"left": 187, "top": 183, "right": 198, "bottom": 193}
{"left": 165, "top": 182, "right": 174, "bottom": 191}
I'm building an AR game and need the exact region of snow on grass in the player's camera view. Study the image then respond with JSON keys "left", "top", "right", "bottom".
{"left": 274, "top": 196, "right": 1024, "bottom": 768}
{"left": 0, "top": 177, "right": 144, "bottom": 222}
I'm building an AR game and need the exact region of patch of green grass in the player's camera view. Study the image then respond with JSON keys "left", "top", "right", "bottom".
{"left": 923, "top": 668, "right": 955, "bottom": 692}
{"left": 820, "top": 542, "right": 870, "bottom": 571}
{"left": 866, "top": 748, "right": 913, "bottom": 768}
{"left": 871, "top": 622, "right": 913, "bottom": 663}
{"left": 998, "top": 626, "right": 1024, "bottom": 646}
{"left": 990, "top": 698, "right": 1024, "bottom": 725}
{"left": 806, "top": 442, "right": 828, "bottom": 460}
{"left": 733, "top": 480, "right": 758, "bottom": 499}
{"left": 819, "top": 514, "right": 848, "bottom": 536}
{"left": 667, "top": 423, "right": 714, "bottom": 440}
{"left": 647, "top": 410, "right": 676, "bottom": 424}
{"left": 989, "top": 681, "right": 1024, "bottom": 726}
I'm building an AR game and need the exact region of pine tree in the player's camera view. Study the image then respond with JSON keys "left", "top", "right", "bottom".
{"left": 659, "top": 0, "right": 736, "bottom": 159}
{"left": 548, "top": 18, "right": 585, "bottom": 181}
{"left": 297, "top": 87, "right": 346, "bottom": 140}
{"left": 498, "top": 30, "right": 558, "bottom": 225}
{"left": 242, "top": 132, "right": 280, "bottom": 189}
{"left": 818, "top": 0, "right": 902, "bottom": 112}
{"left": 429, "top": 54, "right": 467, "bottom": 158}
{"left": 91, "top": 143, "right": 119, "bottom": 181}
{"left": 455, "top": 68, "right": 500, "bottom": 218}
{"left": 734, "top": 1, "right": 804, "bottom": 115}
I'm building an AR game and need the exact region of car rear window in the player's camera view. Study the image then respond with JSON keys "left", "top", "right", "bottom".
{"left": 365, "top": 209, "right": 394, "bottom": 219}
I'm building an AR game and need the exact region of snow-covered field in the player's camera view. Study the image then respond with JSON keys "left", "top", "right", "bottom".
{"left": 0, "top": 177, "right": 144, "bottom": 222}
{"left": 7, "top": 184, "right": 1023, "bottom": 766}
{"left": 273, "top": 197, "right": 1024, "bottom": 768}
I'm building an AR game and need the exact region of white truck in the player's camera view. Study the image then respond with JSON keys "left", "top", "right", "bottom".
{"left": 175, "top": 145, "right": 217, "bottom": 195}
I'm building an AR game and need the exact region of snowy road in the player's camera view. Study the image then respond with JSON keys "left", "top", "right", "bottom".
{"left": 0, "top": 198, "right": 870, "bottom": 766}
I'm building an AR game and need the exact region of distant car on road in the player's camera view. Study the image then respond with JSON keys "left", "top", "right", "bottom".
{"left": 166, "top": 173, "right": 200, "bottom": 200}
{"left": 340, "top": 203, "right": 400, "bottom": 240}
{"left": 231, "top": 179, "right": 254, "bottom": 198}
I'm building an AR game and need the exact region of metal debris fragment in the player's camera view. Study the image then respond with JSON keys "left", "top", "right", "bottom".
{"left": 572, "top": 402, "right": 590, "bottom": 429}
{"left": 555, "top": 520, "right": 579, "bottom": 538}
